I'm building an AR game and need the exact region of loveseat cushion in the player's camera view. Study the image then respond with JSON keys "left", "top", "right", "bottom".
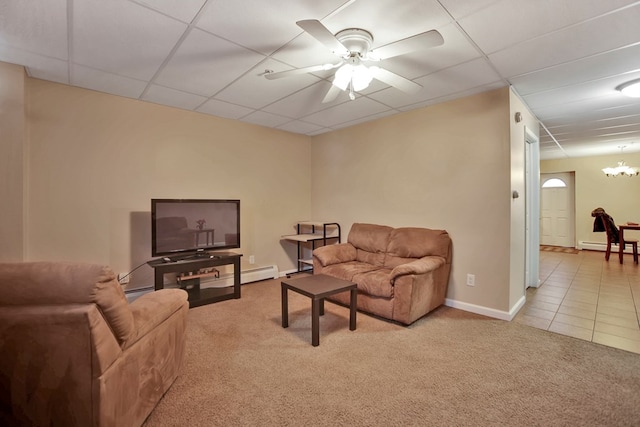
{"left": 353, "top": 269, "right": 394, "bottom": 298}
{"left": 385, "top": 228, "right": 451, "bottom": 268}
{"left": 313, "top": 243, "right": 357, "bottom": 267}
{"left": 319, "top": 261, "right": 380, "bottom": 282}
{"left": 348, "top": 223, "right": 393, "bottom": 267}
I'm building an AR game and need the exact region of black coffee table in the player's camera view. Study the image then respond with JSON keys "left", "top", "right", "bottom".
{"left": 281, "top": 274, "right": 357, "bottom": 347}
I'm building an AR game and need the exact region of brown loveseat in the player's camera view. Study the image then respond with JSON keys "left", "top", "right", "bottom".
{"left": 312, "top": 223, "right": 452, "bottom": 325}
{"left": 0, "top": 262, "right": 189, "bottom": 427}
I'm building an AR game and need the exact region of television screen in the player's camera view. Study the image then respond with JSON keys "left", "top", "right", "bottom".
{"left": 151, "top": 199, "right": 240, "bottom": 258}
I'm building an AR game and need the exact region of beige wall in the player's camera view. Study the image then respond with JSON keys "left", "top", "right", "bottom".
{"left": 0, "top": 62, "right": 25, "bottom": 261}
{"left": 5, "top": 69, "right": 533, "bottom": 317}
{"left": 311, "top": 88, "right": 519, "bottom": 315}
{"left": 541, "top": 153, "right": 640, "bottom": 247}
{"left": 25, "top": 78, "right": 312, "bottom": 286}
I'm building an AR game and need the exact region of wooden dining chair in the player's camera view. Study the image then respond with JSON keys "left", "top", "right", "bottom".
{"left": 601, "top": 214, "right": 639, "bottom": 264}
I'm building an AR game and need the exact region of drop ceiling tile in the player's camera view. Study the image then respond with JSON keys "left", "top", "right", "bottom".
{"left": 377, "top": 23, "right": 482, "bottom": 80}
{"left": 240, "top": 110, "right": 292, "bottom": 128}
{"left": 521, "top": 71, "right": 640, "bottom": 110}
{"left": 270, "top": 29, "right": 349, "bottom": 70}
{"left": 457, "top": 0, "right": 635, "bottom": 54}
{"left": 0, "top": 0, "right": 68, "bottom": 59}
{"left": 324, "top": 0, "right": 452, "bottom": 48}
{"left": 262, "top": 80, "right": 347, "bottom": 119}
{"left": 71, "top": 64, "right": 148, "bottom": 98}
{"left": 154, "top": 28, "right": 266, "bottom": 97}
{"left": 510, "top": 44, "right": 640, "bottom": 96}
{"left": 215, "top": 58, "right": 321, "bottom": 109}
{"left": 196, "top": 0, "right": 349, "bottom": 55}
{"left": 302, "top": 96, "right": 391, "bottom": 127}
{"left": 73, "top": 0, "right": 187, "bottom": 80}
{"left": 277, "top": 120, "right": 324, "bottom": 135}
{"left": 142, "top": 84, "right": 208, "bottom": 110}
{"left": 130, "top": 0, "right": 207, "bottom": 23}
{"left": 369, "top": 57, "right": 503, "bottom": 108}
{"left": 196, "top": 98, "right": 255, "bottom": 120}
{"left": 536, "top": 98, "right": 640, "bottom": 126}
{"left": 438, "top": 0, "right": 501, "bottom": 19}
{"left": 0, "top": 45, "right": 69, "bottom": 84}
{"left": 488, "top": 4, "right": 640, "bottom": 78}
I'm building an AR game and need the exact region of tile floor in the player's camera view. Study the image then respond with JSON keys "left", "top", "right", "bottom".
{"left": 514, "top": 249, "right": 640, "bottom": 354}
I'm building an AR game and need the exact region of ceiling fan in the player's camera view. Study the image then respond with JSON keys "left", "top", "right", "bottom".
{"left": 265, "top": 19, "right": 444, "bottom": 103}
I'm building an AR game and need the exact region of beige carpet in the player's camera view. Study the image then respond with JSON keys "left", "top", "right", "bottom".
{"left": 144, "top": 278, "right": 640, "bottom": 426}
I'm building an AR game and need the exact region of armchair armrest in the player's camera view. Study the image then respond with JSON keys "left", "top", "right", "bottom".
{"left": 389, "top": 256, "right": 446, "bottom": 284}
{"left": 313, "top": 243, "right": 357, "bottom": 267}
{"left": 123, "top": 289, "right": 188, "bottom": 349}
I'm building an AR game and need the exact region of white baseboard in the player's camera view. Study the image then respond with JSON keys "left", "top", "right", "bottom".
{"left": 445, "top": 296, "right": 525, "bottom": 321}
{"left": 578, "top": 240, "right": 636, "bottom": 253}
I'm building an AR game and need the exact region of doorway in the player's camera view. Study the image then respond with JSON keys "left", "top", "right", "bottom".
{"left": 540, "top": 172, "right": 576, "bottom": 247}
{"left": 525, "top": 127, "right": 540, "bottom": 288}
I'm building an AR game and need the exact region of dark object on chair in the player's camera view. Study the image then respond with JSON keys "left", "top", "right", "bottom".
{"left": 591, "top": 207, "right": 638, "bottom": 264}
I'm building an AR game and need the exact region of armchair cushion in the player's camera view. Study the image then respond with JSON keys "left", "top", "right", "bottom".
{"left": 0, "top": 262, "right": 134, "bottom": 344}
{"left": 125, "top": 288, "right": 187, "bottom": 349}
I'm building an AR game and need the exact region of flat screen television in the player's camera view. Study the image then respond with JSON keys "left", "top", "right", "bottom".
{"left": 151, "top": 199, "right": 240, "bottom": 258}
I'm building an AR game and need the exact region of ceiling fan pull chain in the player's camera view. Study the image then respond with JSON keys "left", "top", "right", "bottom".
{"left": 349, "top": 79, "right": 356, "bottom": 100}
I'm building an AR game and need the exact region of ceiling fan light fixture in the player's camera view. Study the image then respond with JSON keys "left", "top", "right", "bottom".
{"left": 332, "top": 63, "right": 373, "bottom": 93}
{"left": 333, "top": 64, "right": 352, "bottom": 90}
{"left": 351, "top": 64, "right": 373, "bottom": 91}
{"left": 617, "top": 78, "right": 640, "bottom": 98}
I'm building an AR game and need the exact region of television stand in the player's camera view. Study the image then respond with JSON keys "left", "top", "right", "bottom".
{"left": 147, "top": 252, "right": 242, "bottom": 308}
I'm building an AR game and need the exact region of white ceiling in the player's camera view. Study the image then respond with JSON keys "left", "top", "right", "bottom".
{"left": 2, "top": 0, "right": 640, "bottom": 160}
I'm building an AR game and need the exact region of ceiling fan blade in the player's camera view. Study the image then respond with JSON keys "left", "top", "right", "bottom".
{"left": 322, "top": 84, "right": 343, "bottom": 103}
{"left": 370, "top": 67, "right": 422, "bottom": 94}
{"left": 370, "top": 30, "right": 444, "bottom": 60}
{"left": 297, "top": 19, "right": 350, "bottom": 56}
{"left": 264, "top": 63, "right": 341, "bottom": 80}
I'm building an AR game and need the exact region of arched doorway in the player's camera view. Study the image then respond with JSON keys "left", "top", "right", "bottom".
{"left": 540, "top": 172, "right": 575, "bottom": 247}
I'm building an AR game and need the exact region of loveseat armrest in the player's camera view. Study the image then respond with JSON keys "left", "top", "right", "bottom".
{"left": 389, "top": 256, "right": 446, "bottom": 284}
{"left": 123, "top": 288, "right": 188, "bottom": 349}
{"left": 313, "top": 243, "right": 357, "bottom": 267}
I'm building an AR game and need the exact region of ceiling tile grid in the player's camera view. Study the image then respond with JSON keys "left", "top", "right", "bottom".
{"left": 2, "top": 0, "right": 640, "bottom": 159}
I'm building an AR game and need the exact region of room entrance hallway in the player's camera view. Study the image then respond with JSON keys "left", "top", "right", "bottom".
{"left": 515, "top": 249, "right": 640, "bottom": 354}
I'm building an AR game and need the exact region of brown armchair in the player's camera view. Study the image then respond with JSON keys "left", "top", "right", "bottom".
{"left": 0, "top": 262, "right": 189, "bottom": 426}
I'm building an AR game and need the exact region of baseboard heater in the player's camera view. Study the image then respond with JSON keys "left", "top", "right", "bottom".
{"left": 205, "top": 264, "right": 280, "bottom": 287}
{"left": 578, "top": 241, "right": 636, "bottom": 253}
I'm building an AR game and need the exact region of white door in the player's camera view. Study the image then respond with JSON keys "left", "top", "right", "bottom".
{"left": 540, "top": 172, "right": 575, "bottom": 247}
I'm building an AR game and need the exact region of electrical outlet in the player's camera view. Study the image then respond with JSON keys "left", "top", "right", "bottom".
{"left": 118, "top": 273, "right": 130, "bottom": 284}
{"left": 249, "top": 255, "right": 255, "bottom": 264}
{"left": 466, "top": 273, "right": 475, "bottom": 287}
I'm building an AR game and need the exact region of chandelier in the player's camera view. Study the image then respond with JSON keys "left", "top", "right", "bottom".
{"left": 602, "top": 146, "right": 639, "bottom": 177}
